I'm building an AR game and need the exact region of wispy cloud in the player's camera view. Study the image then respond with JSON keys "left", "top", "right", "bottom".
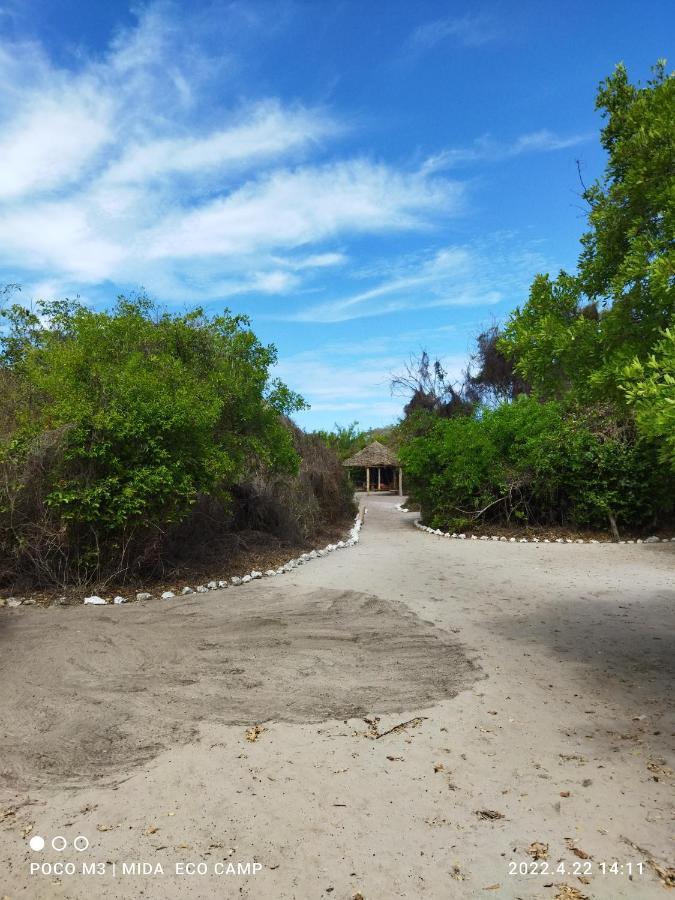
{"left": 281, "top": 237, "right": 548, "bottom": 324}
{"left": 0, "top": 4, "right": 461, "bottom": 297}
{"left": 421, "top": 130, "right": 592, "bottom": 173}
{"left": 409, "top": 13, "right": 498, "bottom": 53}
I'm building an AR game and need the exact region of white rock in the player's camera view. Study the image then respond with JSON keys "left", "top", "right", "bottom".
{"left": 242, "top": 575, "right": 252, "bottom": 584}
{"left": 644, "top": 536, "right": 660, "bottom": 543}
{"left": 510, "top": 537, "right": 517, "bottom": 543}
{"left": 636, "top": 538, "right": 643, "bottom": 544}
{"left": 196, "top": 585, "right": 208, "bottom": 593}
{"left": 500, "top": 536, "right": 508, "bottom": 542}
{"left": 84, "top": 595, "right": 107, "bottom": 605}
{"left": 136, "top": 592, "right": 152, "bottom": 602}
{"left": 7, "top": 597, "right": 23, "bottom": 607}
{"left": 265, "top": 570, "right": 276, "bottom": 577}
{"left": 161, "top": 591, "right": 175, "bottom": 599}
{"left": 181, "top": 586, "right": 195, "bottom": 594}
{"left": 318, "top": 550, "right": 327, "bottom": 557}
{"left": 491, "top": 536, "right": 499, "bottom": 541}
{"left": 276, "top": 567, "right": 284, "bottom": 575}
{"left": 113, "top": 595, "right": 127, "bottom": 605}
{"left": 576, "top": 539, "right": 584, "bottom": 544}
{"left": 337, "top": 541, "right": 346, "bottom": 548}
{"left": 555, "top": 538, "right": 564, "bottom": 543}
{"left": 217, "top": 580, "right": 228, "bottom": 588}
{"left": 207, "top": 581, "right": 218, "bottom": 590}
{"left": 251, "top": 571, "right": 263, "bottom": 579}
{"left": 459, "top": 534, "right": 466, "bottom": 540}
{"left": 309, "top": 550, "right": 318, "bottom": 559}
{"left": 544, "top": 539, "right": 550, "bottom": 543}
{"left": 480, "top": 535, "right": 489, "bottom": 541}
{"left": 519, "top": 538, "right": 528, "bottom": 543}
{"left": 230, "top": 577, "right": 242, "bottom": 585}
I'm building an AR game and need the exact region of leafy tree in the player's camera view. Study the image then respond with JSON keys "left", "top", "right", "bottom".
{"left": 500, "top": 62, "right": 675, "bottom": 405}
{"left": 622, "top": 328, "right": 675, "bottom": 469}
{"left": 396, "top": 61, "right": 675, "bottom": 535}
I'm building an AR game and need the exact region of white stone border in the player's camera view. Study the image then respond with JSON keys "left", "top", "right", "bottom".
{"left": 1, "top": 510, "right": 365, "bottom": 609}
{"left": 411, "top": 517, "right": 673, "bottom": 545}
{"left": 94, "top": 509, "right": 365, "bottom": 605}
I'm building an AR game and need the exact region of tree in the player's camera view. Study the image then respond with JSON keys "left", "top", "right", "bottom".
{"left": 622, "top": 328, "right": 675, "bottom": 469}
{"left": 391, "top": 351, "right": 473, "bottom": 420}
{"left": 464, "top": 324, "right": 530, "bottom": 404}
{"left": 500, "top": 62, "right": 675, "bottom": 406}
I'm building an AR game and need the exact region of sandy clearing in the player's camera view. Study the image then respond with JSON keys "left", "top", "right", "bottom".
{"left": 0, "top": 492, "right": 673, "bottom": 899}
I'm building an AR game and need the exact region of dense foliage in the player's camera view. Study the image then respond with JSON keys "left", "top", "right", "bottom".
{"left": 399, "top": 62, "right": 675, "bottom": 535}
{"left": 0, "top": 295, "right": 313, "bottom": 585}
{"left": 400, "top": 398, "right": 668, "bottom": 531}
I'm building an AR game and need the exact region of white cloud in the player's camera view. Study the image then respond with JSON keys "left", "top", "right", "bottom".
{"left": 422, "top": 130, "right": 591, "bottom": 173}
{"left": 282, "top": 238, "right": 551, "bottom": 324}
{"left": 0, "top": 5, "right": 461, "bottom": 296}
{"left": 0, "top": 82, "right": 112, "bottom": 201}
{"left": 103, "top": 101, "right": 339, "bottom": 184}
{"left": 147, "top": 160, "right": 458, "bottom": 261}
{"left": 409, "top": 13, "right": 497, "bottom": 52}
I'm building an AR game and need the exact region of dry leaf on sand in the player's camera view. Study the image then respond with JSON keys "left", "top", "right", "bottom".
{"left": 554, "top": 885, "right": 589, "bottom": 900}
{"left": 527, "top": 841, "right": 549, "bottom": 860}
{"left": 565, "top": 838, "right": 591, "bottom": 860}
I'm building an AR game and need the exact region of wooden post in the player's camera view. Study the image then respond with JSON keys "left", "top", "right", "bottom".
{"left": 366, "top": 467, "right": 370, "bottom": 494}
{"left": 398, "top": 467, "right": 403, "bottom": 496}
{"left": 377, "top": 467, "right": 381, "bottom": 491}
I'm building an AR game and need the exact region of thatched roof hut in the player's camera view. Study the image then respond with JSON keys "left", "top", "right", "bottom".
{"left": 343, "top": 441, "right": 402, "bottom": 494}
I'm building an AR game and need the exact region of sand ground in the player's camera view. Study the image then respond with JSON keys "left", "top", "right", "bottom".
{"left": 0, "top": 492, "right": 673, "bottom": 899}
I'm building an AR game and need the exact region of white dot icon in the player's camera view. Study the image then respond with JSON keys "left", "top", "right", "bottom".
{"left": 29, "top": 835, "right": 45, "bottom": 851}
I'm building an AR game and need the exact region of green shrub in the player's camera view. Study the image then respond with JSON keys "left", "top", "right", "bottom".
{"left": 399, "top": 397, "right": 672, "bottom": 532}
{"left": 0, "top": 296, "right": 305, "bottom": 584}
{"left": 622, "top": 328, "right": 675, "bottom": 470}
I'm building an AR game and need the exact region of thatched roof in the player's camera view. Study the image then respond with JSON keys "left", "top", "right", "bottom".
{"left": 343, "top": 440, "right": 399, "bottom": 468}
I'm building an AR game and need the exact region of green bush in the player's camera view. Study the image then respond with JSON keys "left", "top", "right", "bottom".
{"left": 399, "top": 397, "right": 672, "bottom": 532}
{"left": 0, "top": 296, "right": 305, "bottom": 584}
{"left": 622, "top": 328, "right": 675, "bottom": 470}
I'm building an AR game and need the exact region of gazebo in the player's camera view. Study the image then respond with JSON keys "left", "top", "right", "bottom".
{"left": 343, "top": 440, "right": 403, "bottom": 495}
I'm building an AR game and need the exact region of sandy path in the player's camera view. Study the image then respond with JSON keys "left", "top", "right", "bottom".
{"left": 1, "top": 493, "right": 673, "bottom": 899}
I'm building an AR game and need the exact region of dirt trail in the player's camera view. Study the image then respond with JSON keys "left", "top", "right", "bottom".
{"left": 1, "top": 493, "right": 673, "bottom": 899}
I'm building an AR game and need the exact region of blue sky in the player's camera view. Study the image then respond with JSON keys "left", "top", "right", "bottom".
{"left": 0, "top": 1, "right": 671, "bottom": 429}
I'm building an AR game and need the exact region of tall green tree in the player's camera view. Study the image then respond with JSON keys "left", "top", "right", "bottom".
{"left": 501, "top": 61, "right": 675, "bottom": 404}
